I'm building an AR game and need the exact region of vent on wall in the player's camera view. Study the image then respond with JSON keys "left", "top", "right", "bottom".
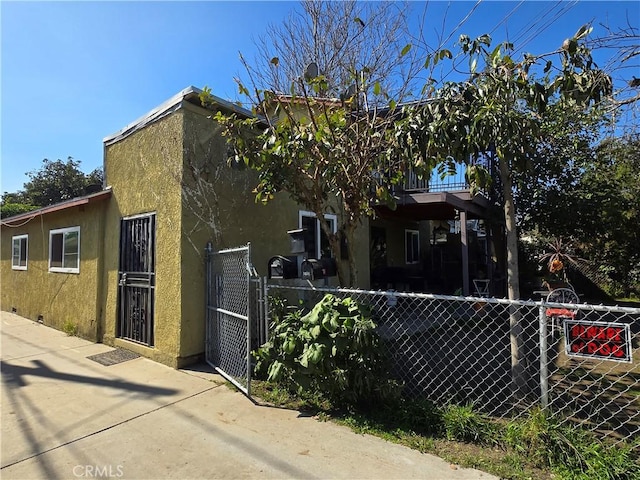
{"left": 11, "top": 307, "right": 17, "bottom": 313}
{"left": 37, "top": 314, "right": 44, "bottom": 323}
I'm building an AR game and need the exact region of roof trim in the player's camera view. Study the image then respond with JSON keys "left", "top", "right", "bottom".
{"left": 102, "top": 86, "right": 256, "bottom": 146}
{"left": 1, "top": 188, "right": 112, "bottom": 226}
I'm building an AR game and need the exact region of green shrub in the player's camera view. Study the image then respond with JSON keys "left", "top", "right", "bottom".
{"left": 384, "top": 398, "right": 443, "bottom": 435}
{"left": 441, "top": 403, "right": 495, "bottom": 444}
{"left": 505, "top": 408, "right": 640, "bottom": 479}
{"left": 254, "top": 294, "right": 400, "bottom": 407}
{"left": 62, "top": 319, "right": 78, "bottom": 336}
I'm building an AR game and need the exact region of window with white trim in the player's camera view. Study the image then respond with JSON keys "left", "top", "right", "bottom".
{"left": 299, "top": 211, "right": 337, "bottom": 259}
{"left": 405, "top": 229, "right": 420, "bottom": 264}
{"left": 49, "top": 227, "right": 80, "bottom": 273}
{"left": 12, "top": 235, "right": 28, "bottom": 270}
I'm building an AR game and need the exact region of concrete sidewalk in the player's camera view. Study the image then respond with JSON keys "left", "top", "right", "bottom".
{"left": 1, "top": 312, "right": 497, "bottom": 480}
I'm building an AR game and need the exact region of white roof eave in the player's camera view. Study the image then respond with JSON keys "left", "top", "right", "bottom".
{"left": 102, "top": 86, "right": 257, "bottom": 146}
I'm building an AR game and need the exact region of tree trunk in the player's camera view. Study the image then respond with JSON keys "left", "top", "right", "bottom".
{"left": 499, "top": 160, "right": 520, "bottom": 300}
{"left": 498, "top": 158, "right": 528, "bottom": 396}
{"left": 345, "top": 223, "right": 358, "bottom": 287}
{"left": 317, "top": 214, "right": 349, "bottom": 287}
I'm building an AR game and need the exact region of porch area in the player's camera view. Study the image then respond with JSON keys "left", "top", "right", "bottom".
{"left": 370, "top": 155, "right": 504, "bottom": 297}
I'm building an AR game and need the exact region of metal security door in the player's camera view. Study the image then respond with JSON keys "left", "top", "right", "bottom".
{"left": 205, "top": 242, "right": 256, "bottom": 396}
{"left": 118, "top": 214, "right": 156, "bottom": 346}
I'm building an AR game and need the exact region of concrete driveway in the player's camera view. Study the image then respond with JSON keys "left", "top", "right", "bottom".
{"left": 1, "top": 312, "right": 497, "bottom": 479}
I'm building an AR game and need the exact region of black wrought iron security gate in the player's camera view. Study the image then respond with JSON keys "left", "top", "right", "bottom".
{"left": 118, "top": 214, "right": 156, "bottom": 346}
{"left": 205, "top": 242, "right": 259, "bottom": 396}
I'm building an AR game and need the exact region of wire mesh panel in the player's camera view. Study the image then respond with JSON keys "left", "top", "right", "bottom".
{"left": 205, "top": 243, "right": 255, "bottom": 396}
{"left": 541, "top": 302, "right": 640, "bottom": 445}
{"left": 264, "top": 283, "right": 640, "bottom": 444}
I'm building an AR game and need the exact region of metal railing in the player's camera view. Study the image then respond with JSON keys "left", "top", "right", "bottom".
{"left": 400, "top": 153, "right": 494, "bottom": 193}
{"left": 262, "top": 283, "right": 640, "bottom": 445}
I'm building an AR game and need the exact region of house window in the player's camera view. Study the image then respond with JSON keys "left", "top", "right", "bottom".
{"left": 299, "top": 211, "right": 337, "bottom": 259}
{"left": 49, "top": 227, "right": 80, "bottom": 273}
{"left": 405, "top": 229, "right": 420, "bottom": 264}
{"left": 12, "top": 235, "right": 28, "bottom": 270}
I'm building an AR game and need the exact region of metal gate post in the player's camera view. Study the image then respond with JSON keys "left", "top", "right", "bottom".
{"left": 255, "top": 276, "right": 265, "bottom": 347}
{"left": 246, "top": 243, "right": 252, "bottom": 397}
{"left": 263, "top": 276, "right": 269, "bottom": 342}
{"left": 539, "top": 302, "right": 549, "bottom": 409}
{"left": 204, "top": 242, "right": 213, "bottom": 359}
{"left": 263, "top": 277, "right": 270, "bottom": 340}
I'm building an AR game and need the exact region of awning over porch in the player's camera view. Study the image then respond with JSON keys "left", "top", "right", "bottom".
{"left": 374, "top": 190, "right": 490, "bottom": 221}
{"left": 374, "top": 190, "right": 495, "bottom": 297}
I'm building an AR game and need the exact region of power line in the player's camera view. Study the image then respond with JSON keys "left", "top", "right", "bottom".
{"left": 435, "top": 0, "right": 579, "bottom": 87}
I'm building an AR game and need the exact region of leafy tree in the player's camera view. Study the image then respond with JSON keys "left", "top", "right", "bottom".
{"left": 391, "top": 27, "right": 611, "bottom": 394}
{"left": 527, "top": 135, "right": 640, "bottom": 297}
{"left": 0, "top": 202, "right": 38, "bottom": 219}
{"left": 584, "top": 136, "right": 640, "bottom": 296}
{"left": 397, "top": 27, "right": 611, "bottom": 301}
{"left": 207, "top": 79, "right": 413, "bottom": 286}
{"left": 514, "top": 104, "right": 604, "bottom": 237}
{"left": 23, "top": 157, "right": 98, "bottom": 206}
{"left": 2, "top": 157, "right": 103, "bottom": 212}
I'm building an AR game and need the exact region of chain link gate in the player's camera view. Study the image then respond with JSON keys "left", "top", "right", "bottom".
{"left": 205, "top": 242, "right": 259, "bottom": 397}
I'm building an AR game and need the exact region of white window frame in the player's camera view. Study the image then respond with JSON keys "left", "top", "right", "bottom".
{"left": 12, "top": 235, "right": 28, "bottom": 270}
{"left": 405, "top": 229, "right": 420, "bottom": 265}
{"left": 298, "top": 210, "right": 338, "bottom": 259}
{"left": 49, "top": 226, "right": 80, "bottom": 274}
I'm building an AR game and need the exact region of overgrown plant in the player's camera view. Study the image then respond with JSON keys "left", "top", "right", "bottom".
{"left": 254, "top": 294, "right": 400, "bottom": 407}
{"left": 441, "top": 404, "right": 496, "bottom": 444}
{"left": 62, "top": 319, "right": 78, "bottom": 336}
{"left": 505, "top": 408, "right": 640, "bottom": 479}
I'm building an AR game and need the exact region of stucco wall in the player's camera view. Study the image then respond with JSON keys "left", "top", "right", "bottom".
{"left": 102, "top": 112, "right": 184, "bottom": 367}
{"left": 0, "top": 202, "right": 107, "bottom": 340}
{"left": 101, "top": 100, "right": 375, "bottom": 368}
{"left": 177, "top": 104, "right": 310, "bottom": 363}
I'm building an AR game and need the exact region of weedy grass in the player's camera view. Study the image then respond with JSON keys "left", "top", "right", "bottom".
{"left": 251, "top": 380, "right": 639, "bottom": 480}
{"left": 62, "top": 319, "right": 78, "bottom": 336}
{"left": 251, "top": 294, "right": 639, "bottom": 480}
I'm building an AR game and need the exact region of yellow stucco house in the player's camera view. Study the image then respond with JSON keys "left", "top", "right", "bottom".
{"left": 1, "top": 86, "right": 498, "bottom": 368}
{"left": 1, "top": 87, "right": 367, "bottom": 367}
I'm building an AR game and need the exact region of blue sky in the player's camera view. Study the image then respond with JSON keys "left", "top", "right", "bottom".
{"left": 2, "top": 1, "right": 638, "bottom": 196}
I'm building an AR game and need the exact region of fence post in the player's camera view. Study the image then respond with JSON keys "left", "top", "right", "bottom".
{"left": 538, "top": 302, "right": 549, "bottom": 409}
{"left": 204, "top": 242, "right": 213, "bottom": 358}
{"left": 246, "top": 243, "right": 252, "bottom": 397}
{"left": 263, "top": 277, "right": 270, "bottom": 339}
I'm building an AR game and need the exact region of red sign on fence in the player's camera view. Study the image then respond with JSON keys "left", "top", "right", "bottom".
{"left": 564, "top": 319, "right": 633, "bottom": 363}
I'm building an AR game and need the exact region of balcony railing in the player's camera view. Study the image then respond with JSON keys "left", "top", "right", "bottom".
{"left": 400, "top": 153, "right": 494, "bottom": 194}
{"left": 402, "top": 168, "right": 467, "bottom": 192}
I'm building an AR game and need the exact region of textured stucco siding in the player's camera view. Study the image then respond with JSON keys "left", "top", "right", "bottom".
{"left": 177, "top": 104, "right": 305, "bottom": 363}
{"left": 1, "top": 203, "right": 106, "bottom": 340}
{"left": 102, "top": 112, "right": 184, "bottom": 367}
{"left": 101, "top": 99, "right": 375, "bottom": 368}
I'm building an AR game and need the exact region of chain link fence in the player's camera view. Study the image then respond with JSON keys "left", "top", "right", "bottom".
{"left": 205, "top": 243, "right": 256, "bottom": 395}
{"left": 263, "top": 283, "right": 639, "bottom": 445}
